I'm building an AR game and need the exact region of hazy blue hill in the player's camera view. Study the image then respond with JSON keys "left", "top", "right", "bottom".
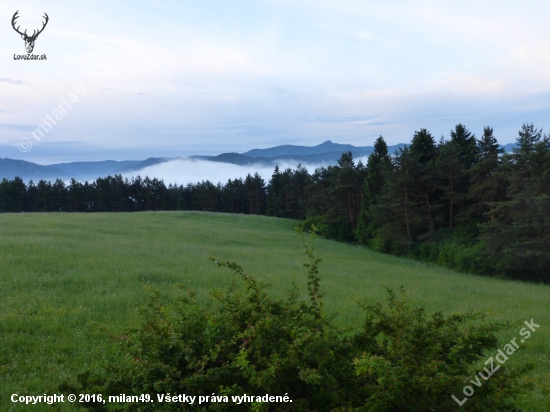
{"left": 51, "top": 158, "right": 171, "bottom": 177}
{"left": 0, "top": 158, "right": 172, "bottom": 181}
{"left": 115, "top": 157, "right": 171, "bottom": 173}
{"left": 198, "top": 149, "right": 385, "bottom": 167}
{"left": 50, "top": 160, "right": 143, "bottom": 177}
{"left": 207, "top": 153, "right": 271, "bottom": 165}
{"left": 243, "top": 140, "right": 363, "bottom": 158}
{"left": 502, "top": 143, "right": 519, "bottom": 152}
{"left": 200, "top": 151, "right": 371, "bottom": 166}
{"left": 242, "top": 141, "right": 409, "bottom": 161}
{"left": 272, "top": 150, "right": 373, "bottom": 163}
{"left": 0, "top": 158, "right": 66, "bottom": 181}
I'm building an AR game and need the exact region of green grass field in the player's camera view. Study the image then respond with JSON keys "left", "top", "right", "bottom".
{"left": 0, "top": 212, "right": 548, "bottom": 411}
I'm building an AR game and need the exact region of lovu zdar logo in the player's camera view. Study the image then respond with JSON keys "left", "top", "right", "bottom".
{"left": 11, "top": 10, "right": 49, "bottom": 53}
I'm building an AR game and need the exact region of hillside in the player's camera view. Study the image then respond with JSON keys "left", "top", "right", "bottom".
{"left": 0, "top": 212, "right": 548, "bottom": 411}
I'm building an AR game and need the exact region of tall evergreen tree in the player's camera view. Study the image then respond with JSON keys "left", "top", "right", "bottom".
{"left": 244, "top": 173, "right": 266, "bottom": 215}
{"left": 516, "top": 123, "right": 543, "bottom": 154}
{"left": 266, "top": 166, "right": 282, "bottom": 217}
{"left": 303, "top": 167, "right": 332, "bottom": 218}
{"left": 0, "top": 179, "right": 12, "bottom": 212}
{"left": 371, "top": 148, "right": 419, "bottom": 253}
{"left": 10, "top": 177, "right": 27, "bottom": 212}
{"left": 450, "top": 123, "right": 478, "bottom": 170}
{"left": 288, "top": 164, "right": 310, "bottom": 220}
{"left": 436, "top": 140, "right": 464, "bottom": 229}
{"left": 356, "top": 136, "right": 391, "bottom": 243}
{"left": 512, "top": 123, "right": 544, "bottom": 175}
{"left": 223, "top": 178, "right": 245, "bottom": 213}
{"left": 478, "top": 126, "right": 503, "bottom": 161}
{"left": 468, "top": 126, "right": 506, "bottom": 220}
{"left": 410, "top": 129, "right": 437, "bottom": 164}
{"left": 68, "top": 178, "right": 85, "bottom": 212}
{"left": 323, "top": 152, "right": 365, "bottom": 240}
{"left": 406, "top": 130, "right": 439, "bottom": 239}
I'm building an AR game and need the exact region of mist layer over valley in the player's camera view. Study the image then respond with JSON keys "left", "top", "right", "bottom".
{"left": 1, "top": 139, "right": 386, "bottom": 184}
{"left": 120, "top": 157, "right": 370, "bottom": 186}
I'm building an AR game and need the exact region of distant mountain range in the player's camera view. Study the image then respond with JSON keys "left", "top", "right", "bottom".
{"left": 0, "top": 140, "right": 519, "bottom": 182}
{"left": 190, "top": 141, "right": 408, "bottom": 166}
{"left": 243, "top": 140, "right": 370, "bottom": 158}
{"left": 0, "top": 158, "right": 170, "bottom": 182}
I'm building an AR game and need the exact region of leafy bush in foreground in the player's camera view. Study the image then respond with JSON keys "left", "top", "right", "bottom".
{"left": 61, "top": 229, "right": 532, "bottom": 411}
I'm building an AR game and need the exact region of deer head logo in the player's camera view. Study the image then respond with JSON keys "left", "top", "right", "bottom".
{"left": 11, "top": 11, "right": 49, "bottom": 54}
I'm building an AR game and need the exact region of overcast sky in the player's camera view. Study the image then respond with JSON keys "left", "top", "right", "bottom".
{"left": 1, "top": 0, "right": 550, "bottom": 163}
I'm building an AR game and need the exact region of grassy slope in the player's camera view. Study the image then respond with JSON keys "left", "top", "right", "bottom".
{"left": 0, "top": 212, "right": 548, "bottom": 411}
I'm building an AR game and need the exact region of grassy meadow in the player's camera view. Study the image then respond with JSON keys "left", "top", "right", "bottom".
{"left": 0, "top": 212, "right": 549, "bottom": 411}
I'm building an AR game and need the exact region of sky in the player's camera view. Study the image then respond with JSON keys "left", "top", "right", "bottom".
{"left": 1, "top": 0, "right": 550, "bottom": 164}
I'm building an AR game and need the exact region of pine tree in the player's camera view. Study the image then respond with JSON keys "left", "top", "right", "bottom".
{"left": 244, "top": 173, "right": 267, "bottom": 214}
{"left": 266, "top": 166, "right": 282, "bottom": 217}
{"left": 68, "top": 178, "right": 84, "bottom": 212}
{"left": 450, "top": 123, "right": 478, "bottom": 170}
{"left": 0, "top": 179, "right": 12, "bottom": 212}
{"left": 468, "top": 126, "right": 506, "bottom": 220}
{"left": 303, "top": 167, "right": 332, "bottom": 218}
{"left": 323, "top": 152, "right": 364, "bottom": 240}
{"left": 478, "top": 126, "right": 502, "bottom": 161}
{"left": 516, "top": 123, "right": 543, "bottom": 155}
{"left": 407, "top": 130, "right": 438, "bottom": 239}
{"left": 410, "top": 129, "right": 437, "bottom": 164}
{"left": 371, "top": 148, "right": 419, "bottom": 254}
{"left": 436, "top": 140, "right": 464, "bottom": 229}
{"left": 289, "top": 164, "right": 310, "bottom": 220}
{"left": 356, "top": 136, "right": 391, "bottom": 243}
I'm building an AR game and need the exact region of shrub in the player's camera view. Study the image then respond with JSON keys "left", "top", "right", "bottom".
{"left": 352, "top": 288, "right": 532, "bottom": 411}
{"left": 60, "top": 229, "right": 532, "bottom": 411}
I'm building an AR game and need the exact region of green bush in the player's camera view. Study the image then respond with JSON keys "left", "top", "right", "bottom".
{"left": 60, "top": 229, "right": 532, "bottom": 411}
{"left": 352, "top": 288, "right": 532, "bottom": 411}
{"left": 298, "top": 215, "right": 354, "bottom": 242}
{"left": 296, "top": 215, "right": 327, "bottom": 235}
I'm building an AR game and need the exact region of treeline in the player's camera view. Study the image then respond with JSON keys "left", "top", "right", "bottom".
{"left": 1, "top": 123, "right": 548, "bottom": 281}
{"left": 0, "top": 173, "right": 269, "bottom": 214}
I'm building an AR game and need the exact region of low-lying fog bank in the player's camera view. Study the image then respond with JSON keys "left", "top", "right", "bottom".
{"left": 120, "top": 157, "right": 370, "bottom": 186}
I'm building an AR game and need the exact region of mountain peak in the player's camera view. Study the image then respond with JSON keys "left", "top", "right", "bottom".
{"left": 321, "top": 140, "right": 333, "bottom": 144}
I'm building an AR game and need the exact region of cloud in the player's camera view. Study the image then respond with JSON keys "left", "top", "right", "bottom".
{"left": 122, "top": 158, "right": 333, "bottom": 186}
{"left": 0, "top": 78, "right": 26, "bottom": 85}
{"left": 352, "top": 29, "right": 375, "bottom": 41}
{"left": 298, "top": 115, "right": 379, "bottom": 124}
{"left": 0, "top": 123, "right": 36, "bottom": 132}
{"left": 351, "top": 120, "right": 404, "bottom": 127}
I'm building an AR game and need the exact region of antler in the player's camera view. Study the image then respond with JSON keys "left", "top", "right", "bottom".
{"left": 32, "top": 13, "right": 49, "bottom": 39}
{"left": 11, "top": 11, "right": 26, "bottom": 37}
{"left": 12, "top": 11, "right": 49, "bottom": 40}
